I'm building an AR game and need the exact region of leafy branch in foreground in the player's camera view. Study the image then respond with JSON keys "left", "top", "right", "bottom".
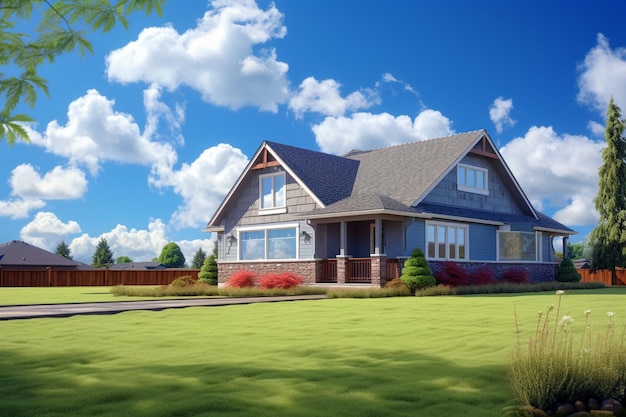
{"left": 0, "top": 0, "right": 165, "bottom": 145}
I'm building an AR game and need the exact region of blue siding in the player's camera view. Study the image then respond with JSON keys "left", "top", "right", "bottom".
{"left": 405, "top": 220, "right": 425, "bottom": 256}
{"left": 469, "top": 223, "right": 497, "bottom": 261}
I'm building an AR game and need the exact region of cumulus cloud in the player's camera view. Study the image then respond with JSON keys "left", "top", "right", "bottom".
{"left": 150, "top": 143, "right": 249, "bottom": 229}
{"left": 20, "top": 212, "right": 81, "bottom": 250}
{"left": 66, "top": 219, "right": 213, "bottom": 264}
{"left": 289, "top": 77, "right": 379, "bottom": 118}
{"left": 313, "top": 109, "right": 454, "bottom": 155}
{"left": 500, "top": 126, "right": 603, "bottom": 226}
{"left": 106, "top": 0, "right": 289, "bottom": 112}
{"left": 489, "top": 97, "right": 516, "bottom": 133}
{"left": 0, "top": 198, "right": 46, "bottom": 219}
{"left": 10, "top": 165, "right": 88, "bottom": 200}
{"left": 28, "top": 89, "right": 178, "bottom": 176}
{"left": 577, "top": 33, "right": 626, "bottom": 114}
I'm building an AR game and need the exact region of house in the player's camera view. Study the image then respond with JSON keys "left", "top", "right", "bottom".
{"left": 0, "top": 240, "right": 90, "bottom": 270}
{"left": 204, "top": 130, "right": 575, "bottom": 286}
{"left": 109, "top": 262, "right": 167, "bottom": 271}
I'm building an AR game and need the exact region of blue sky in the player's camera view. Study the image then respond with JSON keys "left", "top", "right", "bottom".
{"left": 1, "top": 0, "right": 625, "bottom": 264}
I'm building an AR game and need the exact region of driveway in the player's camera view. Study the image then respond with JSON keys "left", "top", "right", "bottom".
{"left": 0, "top": 295, "right": 328, "bottom": 320}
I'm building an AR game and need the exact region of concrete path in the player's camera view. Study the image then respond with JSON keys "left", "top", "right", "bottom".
{"left": 0, "top": 295, "right": 328, "bottom": 321}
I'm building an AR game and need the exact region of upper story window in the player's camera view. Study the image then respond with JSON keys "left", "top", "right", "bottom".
{"left": 457, "top": 164, "right": 488, "bottom": 195}
{"left": 260, "top": 172, "right": 286, "bottom": 212}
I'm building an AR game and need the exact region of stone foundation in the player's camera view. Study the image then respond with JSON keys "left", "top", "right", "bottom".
{"left": 217, "top": 260, "right": 320, "bottom": 285}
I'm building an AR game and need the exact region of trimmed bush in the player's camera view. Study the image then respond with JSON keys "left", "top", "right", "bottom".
{"left": 435, "top": 262, "right": 468, "bottom": 286}
{"left": 499, "top": 268, "right": 529, "bottom": 284}
{"left": 170, "top": 275, "right": 198, "bottom": 288}
{"left": 400, "top": 248, "right": 436, "bottom": 294}
{"left": 225, "top": 271, "right": 257, "bottom": 288}
{"left": 555, "top": 258, "right": 581, "bottom": 282}
{"left": 385, "top": 278, "right": 408, "bottom": 289}
{"left": 198, "top": 254, "right": 218, "bottom": 285}
{"left": 258, "top": 272, "right": 304, "bottom": 289}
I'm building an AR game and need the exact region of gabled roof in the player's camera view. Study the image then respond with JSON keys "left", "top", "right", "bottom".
{"left": 205, "top": 129, "right": 573, "bottom": 235}
{"left": 0, "top": 240, "right": 86, "bottom": 268}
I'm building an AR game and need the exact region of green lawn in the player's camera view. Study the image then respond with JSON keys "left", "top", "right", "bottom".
{"left": 1, "top": 288, "right": 625, "bottom": 417}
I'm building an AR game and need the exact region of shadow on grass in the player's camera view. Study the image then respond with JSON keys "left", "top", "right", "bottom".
{"left": 0, "top": 346, "right": 513, "bottom": 417}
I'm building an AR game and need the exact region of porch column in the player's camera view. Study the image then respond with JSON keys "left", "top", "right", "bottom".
{"left": 374, "top": 218, "right": 383, "bottom": 255}
{"left": 337, "top": 221, "right": 349, "bottom": 284}
{"left": 370, "top": 254, "right": 387, "bottom": 288}
{"left": 339, "top": 221, "right": 348, "bottom": 256}
{"left": 562, "top": 236, "right": 570, "bottom": 259}
{"left": 336, "top": 255, "right": 348, "bottom": 284}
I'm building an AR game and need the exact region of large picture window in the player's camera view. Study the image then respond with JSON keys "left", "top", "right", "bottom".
{"left": 240, "top": 226, "right": 297, "bottom": 260}
{"left": 426, "top": 222, "right": 467, "bottom": 260}
{"left": 457, "top": 164, "right": 488, "bottom": 195}
{"left": 260, "top": 173, "right": 286, "bottom": 210}
{"left": 497, "top": 231, "right": 538, "bottom": 261}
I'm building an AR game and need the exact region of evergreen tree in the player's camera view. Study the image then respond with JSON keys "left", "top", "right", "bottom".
{"left": 0, "top": 0, "right": 164, "bottom": 145}
{"left": 198, "top": 254, "right": 218, "bottom": 285}
{"left": 400, "top": 248, "right": 436, "bottom": 294}
{"left": 54, "top": 241, "right": 72, "bottom": 260}
{"left": 157, "top": 242, "right": 186, "bottom": 268}
{"left": 92, "top": 238, "right": 114, "bottom": 268}
{"left": 191, "top": 248, "right": 207, "bottom": 269}
{"left": 589, "top": 97, "right": 626, "bottom": 284}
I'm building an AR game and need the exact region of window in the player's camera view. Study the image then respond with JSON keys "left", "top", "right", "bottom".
{"left": 240, "top": 226, "right": 297, "bottom": 260}
{"left": 260, "top": 173, "right": 286, "bottom": 211}
{"left": 497, "top": 231, "right": 538, "bottom": 261}
{"left": 457, "top": 164, "right": 488, "bottom": 195}
{"left": 426, "top": 222, "right": 467, "bottom": 260}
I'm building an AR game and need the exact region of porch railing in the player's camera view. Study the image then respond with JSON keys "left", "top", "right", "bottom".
{"left": 320, "top": 259, "right": 337, "bottom": 282}
{"left": 348, "top": 258, "right": 371, "bottom": 283}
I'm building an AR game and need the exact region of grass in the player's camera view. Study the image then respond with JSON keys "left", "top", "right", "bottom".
{"left": 1, "top": 288, "right": 625, "bottom": 416}
{"left": 0, "top": 286, "right": 175, "bottom": 306}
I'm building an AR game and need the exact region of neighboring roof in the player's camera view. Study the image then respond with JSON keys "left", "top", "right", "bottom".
{"left": 109, "top": 262, "right": 167, "bottom": 270}
{"left": 0, "top": 240, "right": 87, "bottom": 268}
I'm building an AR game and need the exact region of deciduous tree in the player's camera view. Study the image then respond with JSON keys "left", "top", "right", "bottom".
{"left": 116, "top": 255, "right": 132, "bottom": 264}
{"left": 589, "top": 97, "right": 626, "bottom": 284}
{"left": 157, "top": 242, "right": 185, "bottom": 268}
{"left": 0, "top": 0, "right": 165, "bottom": 145}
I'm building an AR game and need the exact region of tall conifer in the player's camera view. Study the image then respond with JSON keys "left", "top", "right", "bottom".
{"left": 589, "top": 97, "right": 626, "bottom": 283}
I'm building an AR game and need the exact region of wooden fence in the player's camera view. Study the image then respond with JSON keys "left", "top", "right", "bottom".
{"left": 0, "top": 268, "right": 200, "bottom": 287}
{"left": 578, "top": 269, "right": 626, "bottom": 286}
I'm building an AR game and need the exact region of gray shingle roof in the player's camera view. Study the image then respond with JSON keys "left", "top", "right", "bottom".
{"left": 0, "top": 240, "right": 86, "bottom": 268}
{"left": 266, "top": 141, "right": 359, "bottom": 206}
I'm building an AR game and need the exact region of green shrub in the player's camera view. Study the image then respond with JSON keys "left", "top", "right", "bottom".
{"left": 170, "top": 275, "right": 198, "bottom": 288}
{"left": 198, "top": 254, "right": 218, "bottom": 285}
{"left": 400, "top": 248, "right": 436, "bottom": 294}
{"left": 415, "top": 284, "right": 452, "bottom": 297}
{"left": 555, "top": 258, "right": 581, "bottom": 282}
{"left": 385, "top": 278, "right": 408, "bottom": 289}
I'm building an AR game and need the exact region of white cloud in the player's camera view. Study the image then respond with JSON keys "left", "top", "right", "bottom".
{"left": 588, "top": 120, "right": 605, "bottom": 137}
{"left": 289, "top": 77, "right": 379, "bottom": 118}
{"left": 500, "top": 126, "right": 603, "bottom": 226}
{"left": 380, "top": 72, "right": 418, "bottom": 95}
{"left": 0, "top": 198, "right": 46, "bottom": 219}
{"left": 149, "top": 143, "right": 249, "bottom": 229}
{"left": 67, "top": 219, "right": 213, "bottom": 264}
{"left": 29, "top": 89, "right": 178, "bottom": 176}
{"left": 489, "top": 97, "right": 516, "bottom": 133}
{"left": 19, "top": 212, "right": 81, "bottom": 251}
{"left": 10, "top": 164, "right": 88, "bottom": 200}
{"left": 577, "top": 33, "right": 626, "bottom": 114}
{"left": 313, "top": 109, "right": 454, "bottom": 155}
{"left": 106, "top": 0, "right": 289, "bottom": 112}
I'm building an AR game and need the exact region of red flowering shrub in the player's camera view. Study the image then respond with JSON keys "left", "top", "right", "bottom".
{"left": 468, "top": 265, "right": 495, "bottom": 286}
{"left": 499, "top": 268, "right": 529, "bottom": 284}
{"left": 258, "top": 272, "right": 304, "bottom": 289}
{"left": 435, "top": 262, "right": 468, "bottom": 286}
{"left": 225, "top": 270, "right": 257, "bottom": 288}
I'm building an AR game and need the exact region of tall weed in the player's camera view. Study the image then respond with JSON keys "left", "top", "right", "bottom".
{"left": 509, "top": 291, "right": 626, "bottom": 409}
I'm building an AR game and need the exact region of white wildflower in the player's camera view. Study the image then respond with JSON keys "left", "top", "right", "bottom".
{"left": 607, "top": 312, "right": 615, "bottom": 318}
{"left": 556, "top": 290, "right": 565, "bottom": 295}
{"left": 584, "top": 309, "right": 591, "bottom": 317}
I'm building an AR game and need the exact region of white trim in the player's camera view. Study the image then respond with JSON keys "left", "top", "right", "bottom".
{"left": 425, "top": 220, "right": 469, "bottom": 261}
{"left": 457, "top": 163, "right": 489, "bottom": 195}
{"left": 259, "top": 172, "right": 287, "bottom": 210}
{"left": 237, "top": 223, "right": 300, "bottom": 261}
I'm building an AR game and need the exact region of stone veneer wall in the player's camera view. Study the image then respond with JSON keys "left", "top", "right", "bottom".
{"left": 429, "top": 261, "right": 559, "bottom": 283}
{"left": 217, "top": 260, "right": 320, "bottom": 285}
